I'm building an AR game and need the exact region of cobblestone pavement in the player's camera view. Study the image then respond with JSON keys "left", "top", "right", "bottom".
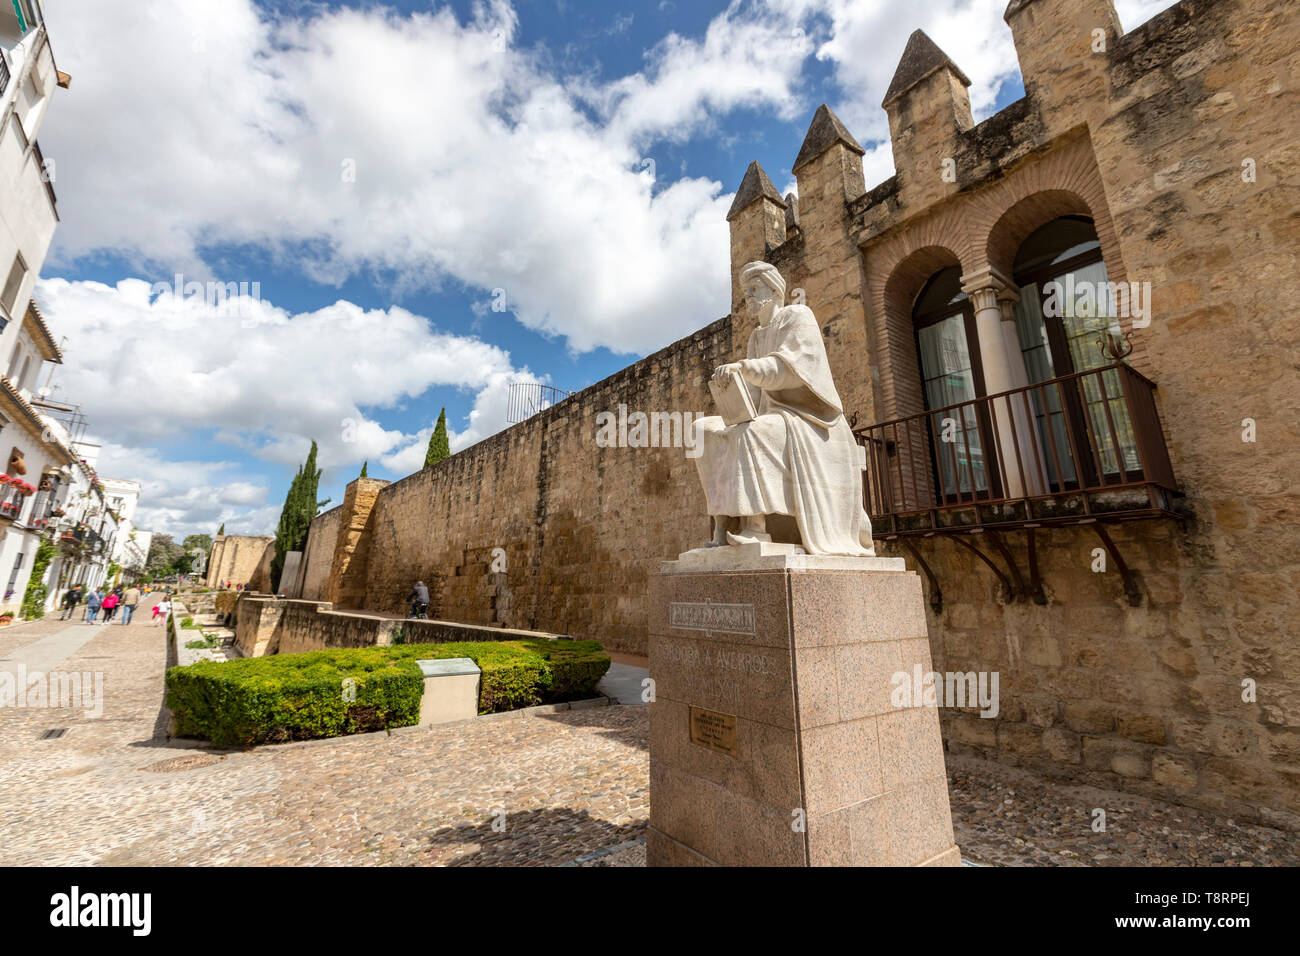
{"left": 947, "top": 754, "right": 1300, "bottom": 867}
{"left": 0, "top": 603, "right": 647, "bottom": 866}
{"left": 1, "top": 604, "right": 1294, "bottom": 866}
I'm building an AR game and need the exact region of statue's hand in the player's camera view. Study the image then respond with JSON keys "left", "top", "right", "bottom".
{"left": 712, "top": 362, "right": 744, "bottom": 382}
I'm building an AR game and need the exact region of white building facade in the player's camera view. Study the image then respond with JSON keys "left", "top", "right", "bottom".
{"left": 0, "top": 3, "right": 151, "bottom": 618}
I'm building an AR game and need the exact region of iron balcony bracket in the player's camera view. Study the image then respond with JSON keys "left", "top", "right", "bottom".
{"left": 901, "top": 538, "right": 943, "bottom": 613}
{"left": 1024, "top": 525, "right": 1049, "bottom": 605}
{"left": 1089, "top": 522, "right": 1143, "bottom": 607}
{"left": 949, "top": 531, "right": 1019, "bottom": 603}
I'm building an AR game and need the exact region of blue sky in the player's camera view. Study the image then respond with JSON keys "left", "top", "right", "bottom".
{"left": 31, "top": 0, "right": 1175, "bottom": 538}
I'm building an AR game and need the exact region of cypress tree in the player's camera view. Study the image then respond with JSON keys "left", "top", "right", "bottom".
{"left": 217, "top": 522, "right": 225, "bottom": 536}
{"left": 424, "top": 408, "right": 450, "bottom": 468}
{"left": 360, "top": 461, "right": 368, "bottom": 478}
{"left": 271, "top": 440, "right": 324, "bottom": 592}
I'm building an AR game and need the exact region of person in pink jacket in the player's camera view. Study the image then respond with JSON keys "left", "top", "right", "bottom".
{"left": 100, "top": 590, "right": 119, "bottom": 624}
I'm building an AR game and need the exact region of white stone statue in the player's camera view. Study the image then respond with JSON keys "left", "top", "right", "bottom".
{"left": 692, "top": 261, "right": 875, "bottom": 556}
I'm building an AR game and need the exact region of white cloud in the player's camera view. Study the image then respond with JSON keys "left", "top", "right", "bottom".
{"left": 37, "top": 275, "right": 524, "bottom": 469}
{"left": 38, "top": 0, "right": 1184, "bottom": 357}
{"left": 40, "top": 0, "right": 815, "bottom": 355}
{"left": 91, "top": 443, "right": 273, "bottom": 538}
{"left": 37, "top": 276, "right": 543, "bottom": 533}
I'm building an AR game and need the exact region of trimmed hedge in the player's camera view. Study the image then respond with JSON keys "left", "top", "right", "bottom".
{"left": 165, "top": 639, "right": 610, "bottom": 746}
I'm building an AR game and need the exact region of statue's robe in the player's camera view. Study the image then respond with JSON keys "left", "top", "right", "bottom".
{"left": 694, "top": 304, "right": 874, "bottom": 556}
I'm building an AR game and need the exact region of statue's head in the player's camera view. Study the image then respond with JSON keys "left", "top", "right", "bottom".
{"left": 740, "top": 261, "right": 785, "bottom": 325}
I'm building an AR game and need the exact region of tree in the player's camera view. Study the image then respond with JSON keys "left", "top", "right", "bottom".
{"left": 182, "top": 534, "right": 213, "bottom": 554}
{"left": 360, "top": 461, "right": 368, "bottom": 478}
{"left": 271, "top": 440, "right": 325, "bottom": 591}
{"left": 424, "top": 408, "right": 450, "bottom": 468}
{"left": 217, "top": 522, "right": 225, "bottom": 536}
{"left": 145, "top": 534, "right": 185, "bottom": 574}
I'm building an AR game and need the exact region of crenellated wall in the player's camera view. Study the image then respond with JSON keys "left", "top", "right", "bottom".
{"left": 298, "top": 0, "right": 1299, "bottom": 827}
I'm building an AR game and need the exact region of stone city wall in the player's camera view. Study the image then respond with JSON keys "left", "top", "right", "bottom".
{"left": 299, "top": 504, "right": 342, "bottom": 600}
{"left": 206, "top": 535, "right": 275, "bottom": 589}
{"left": 302, "top": 316, "right": 740, "bottom": 657}
{"left": 296, "top": 0, "right": 1299, "bottom": 827}
{"left": 233, "top": 595, "right": 569, "bottom": 657}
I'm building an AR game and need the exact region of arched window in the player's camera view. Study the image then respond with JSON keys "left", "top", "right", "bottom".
{"left": 1011, "top": 216, "right": 1138, "bottom": 485}
{"left": 912, "top": 266, "right": 993, "bottom": 498}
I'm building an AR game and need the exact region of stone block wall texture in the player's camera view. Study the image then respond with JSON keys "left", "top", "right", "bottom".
{"left": 843, "top": 0, "right": 1298, "bottom": 830}
{"left": 300, "top": 0, "right": 1298, "bottom": 826}
{"left": 247, "top": 540, "right": 275, "bottom": 594}
{"left": 299, "top": 505, "right": 342, "bottom": 601}
{"left": 205, "top": 535, "right": 275, "bottom": 590}
{"left": 316, "top": 318, "right": 739, "bottom": 656}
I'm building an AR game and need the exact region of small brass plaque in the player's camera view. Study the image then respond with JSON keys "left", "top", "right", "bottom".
{"left": 689, "top": 706, "right": 738, "bottom": 756}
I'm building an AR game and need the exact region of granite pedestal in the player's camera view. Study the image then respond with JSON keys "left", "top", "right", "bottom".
{"left": 646, "top": 544, "right": 960, "bottom": 866}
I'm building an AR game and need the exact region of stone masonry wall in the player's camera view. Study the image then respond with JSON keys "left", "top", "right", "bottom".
{"left": 300, "top": 0, "right": 1298, "bottom": 827}
{"left": 233, "top": 596, "right": 569, "bottom": 657}
{"left": 834, "top": 0, "right": 1299, "bottom": 830}
{"left": 299, "top": 505, "right": 342, "bottom": 601}
{"left": 206, "top": 535, "right": 275, "bottom": 589}
{"left": 304, "top": 317, "right": 740, "bottom": 656}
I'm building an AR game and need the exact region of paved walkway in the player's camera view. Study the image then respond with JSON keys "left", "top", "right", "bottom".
{"left": 597, "top": 660, "right": 649, "bottom": 705}
{"left": 0, "top": 621, "right": 103, "bottom": 677}
{"left": 1, "top": 601, "right": 1295, "bottom": 866}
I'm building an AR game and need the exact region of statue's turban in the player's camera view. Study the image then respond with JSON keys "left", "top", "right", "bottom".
{"left": 739, "top": 261, "right": 786, "bottom": 303}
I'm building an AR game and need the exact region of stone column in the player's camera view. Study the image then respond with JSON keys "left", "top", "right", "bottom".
{"left": 963, "top": 268, "right": 1043, "bottom": 499}
{"left": 647, "top": 545, "right": 960, "bottom": 867}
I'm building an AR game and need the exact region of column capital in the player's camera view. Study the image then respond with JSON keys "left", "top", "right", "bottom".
{"left": 960, "top": 265, "right": 1018, "bottom": 317}
{"left": 959, "top": 265, "right": 1015, "bottom": 297}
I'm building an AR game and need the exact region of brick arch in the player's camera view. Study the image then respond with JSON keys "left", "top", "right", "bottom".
{"left": 869, "top": 241, "right": 971, "bottom": 422}
{"left": 965, "top": 133, "right": 1126, "bottom": 287}
{"left": 884, "top": 245, "right": 964, "bottom": 321}
{"left": 986, "top": 189, "right": 1116, "bottom": 282}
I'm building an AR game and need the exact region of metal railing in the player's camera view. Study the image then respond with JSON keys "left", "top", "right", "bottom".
{"left": 506, "top": 381, "right": 574, "bottom": 424}
{"left": 32, "top": 139, "right": 55, "bottom": 210}
{"left": 855, "top": 363, "right": 1178, "bottom": 537}
{"left": 0, "top": 54, "right": 10, "bottom": 97}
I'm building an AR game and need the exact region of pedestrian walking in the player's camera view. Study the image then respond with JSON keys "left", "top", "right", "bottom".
{"left": 120, "top": 585, "right": 141, "bottom": 624}
{"left": 407, "top": 580, "right": 430, "bottom": 619}
{"left": 155, "top": 597, "right": 171, "bottom": 625}
{"left": 101, "top": 590, "right": 120, "bottom": 622}
{"left": 59, "top": 585, "right": 82, "bottom": 621}
{"left": 85, "top": 588, "right": 103, "bottom": 624}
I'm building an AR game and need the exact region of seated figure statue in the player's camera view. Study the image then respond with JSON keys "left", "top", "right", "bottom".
{"left": 693, "top": 260, "right": 875, "bottom": 556}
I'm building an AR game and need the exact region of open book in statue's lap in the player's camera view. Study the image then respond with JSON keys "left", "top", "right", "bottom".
{"left": 692, "top": 261, "right": 875, "bottom": 556}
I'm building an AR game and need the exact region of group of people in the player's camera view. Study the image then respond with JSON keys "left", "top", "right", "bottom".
{"left": 59, "top": 584, "right": 146, "bottom": 625}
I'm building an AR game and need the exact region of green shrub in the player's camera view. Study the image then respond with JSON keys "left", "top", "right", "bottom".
{"left": 164, "top": 639, "right": 610, "bottom": 746}
{"left": 382, "top": 640, "right": 610, "bottom": 713}
{"left": 21, "top": 539, "right": 55, "bottom": 621}
{"left": 180, "top": 616, "right": 198, "bottom": 629}
{"left": 166, "top": 648, "right": 424, "bottom": 747}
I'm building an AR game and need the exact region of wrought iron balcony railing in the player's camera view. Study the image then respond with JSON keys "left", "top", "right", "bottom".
{"left": 854, "top": 362, "right": 1179, "bottom": 539}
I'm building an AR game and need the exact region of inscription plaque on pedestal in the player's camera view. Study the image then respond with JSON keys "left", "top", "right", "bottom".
{"left": 689, "top": 706, "right": 738, "bottom": 756}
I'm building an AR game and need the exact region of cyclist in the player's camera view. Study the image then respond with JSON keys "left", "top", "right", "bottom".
{"left": 407, "top": 580, "right": 430, "bottom": 619}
